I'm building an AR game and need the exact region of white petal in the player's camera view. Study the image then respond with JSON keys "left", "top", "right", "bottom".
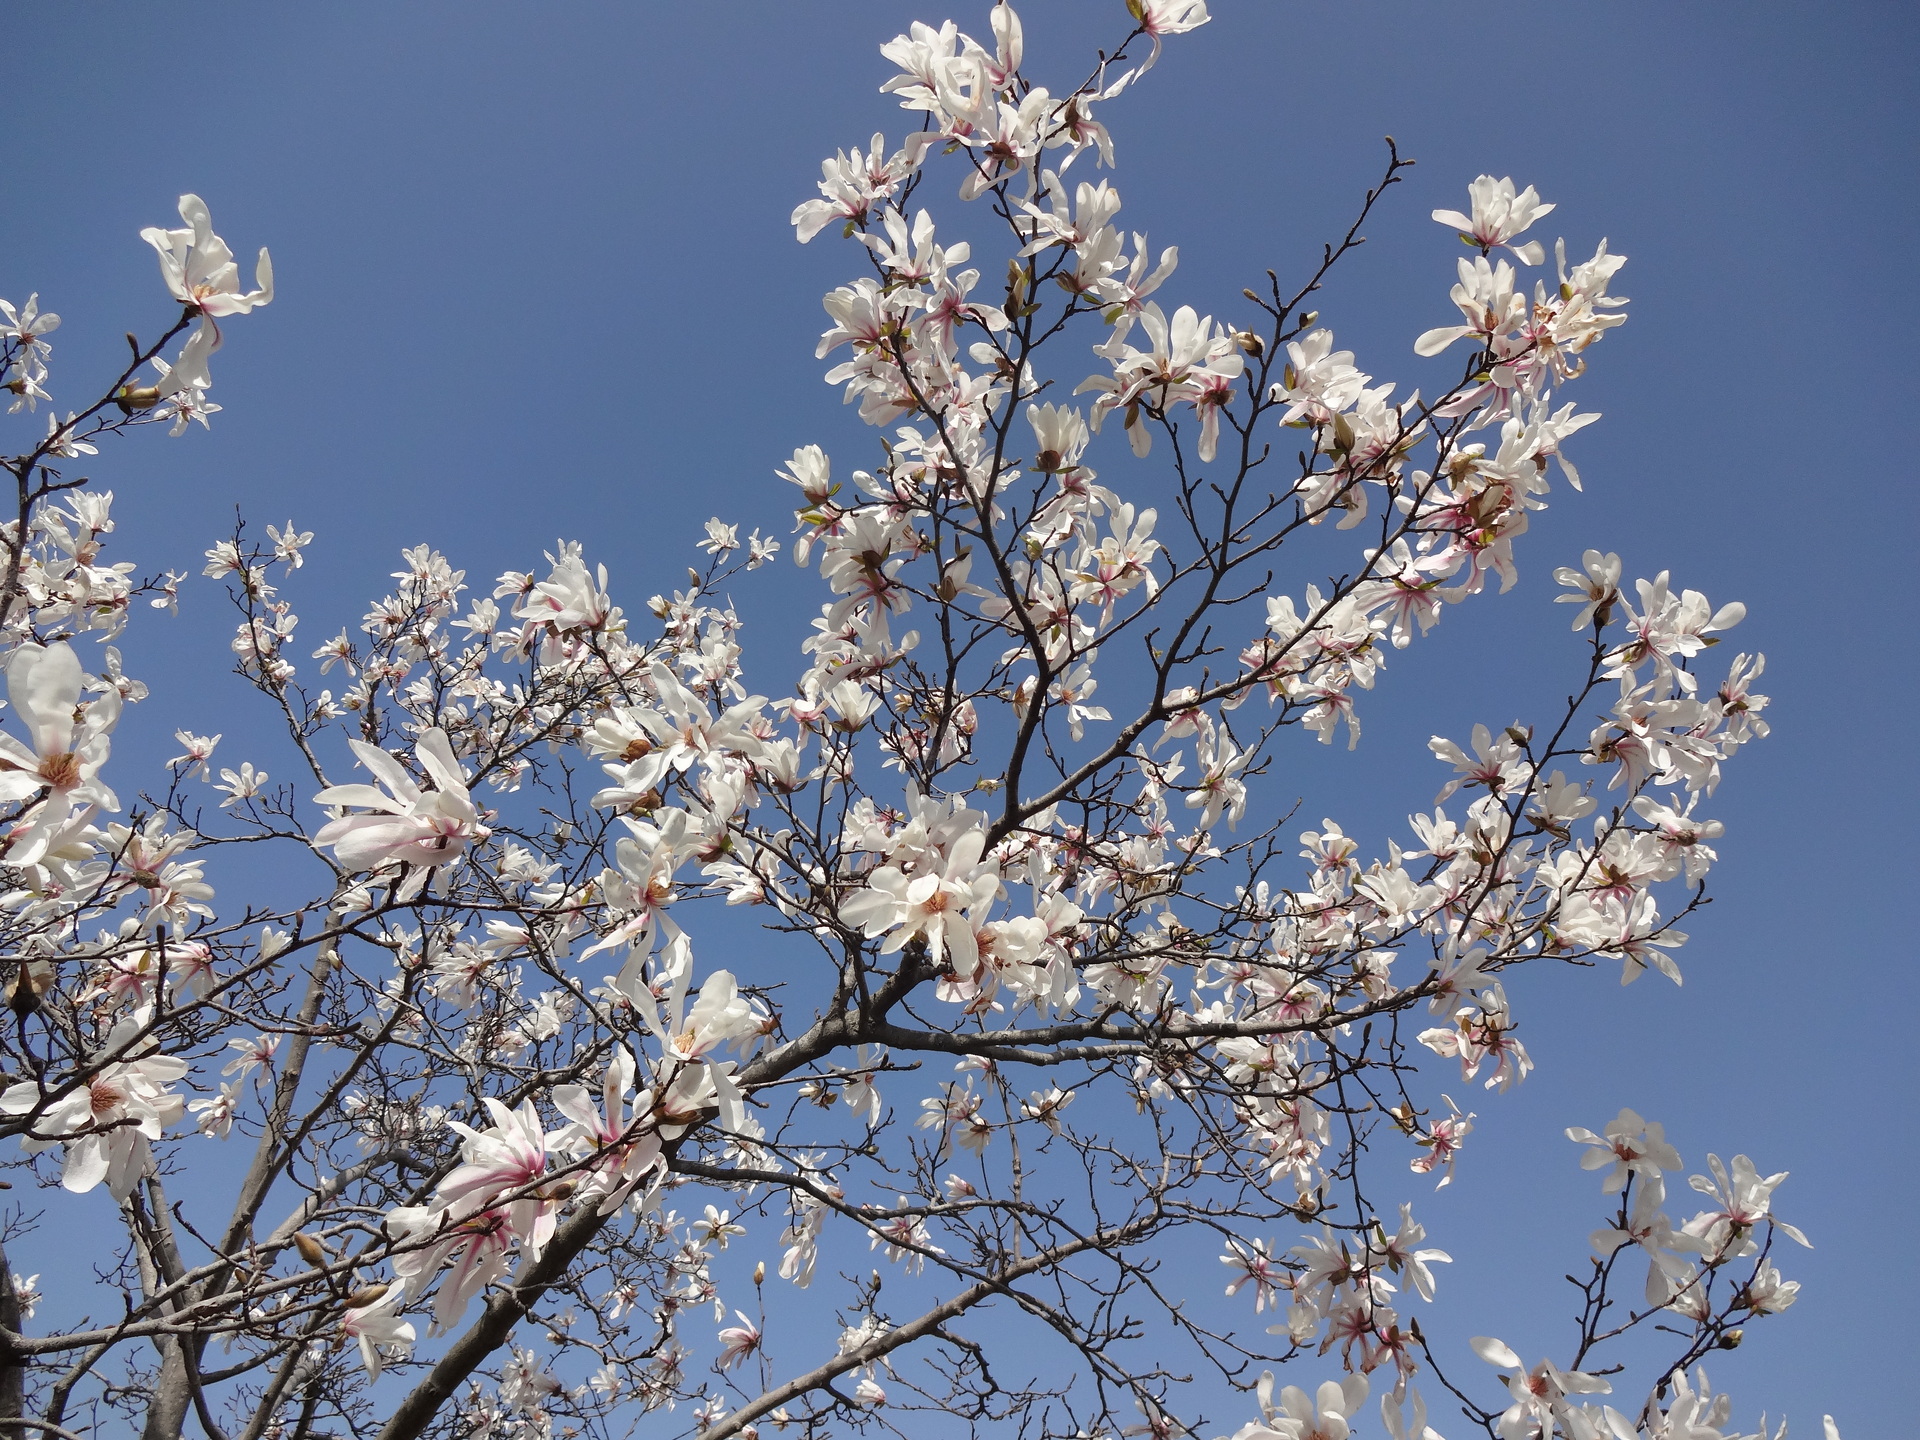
{"left": 1414, "top": 326, "right": 1471, "bottom": 358}
{"left": 1471, "top": 1336, "right": 1521, "bottom": 1370}
{"left": 7, "top": 643, "right": 80, "bottom": 758}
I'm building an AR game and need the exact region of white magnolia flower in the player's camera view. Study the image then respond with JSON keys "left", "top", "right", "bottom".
{"left": 0, "top": 1044, "right": 188, "bottom": 1198}
{"left": 342, "top": 1288, "right": 416, "bottom": 1379}
{"left": 0, "top": 642, "right": 121, "bottom": 867}
{"left": 716, "top": 1311, "right": 761, "bottom": 1370}
{"left": 842, "top": 826, "right": 999, "bottom": 978}
{"left": 1431, "top": 175, "right": 1556, "bottom": 265}
{"left": 140, "top": 194, "right": 274, "bottom": 319}
{"left": 313, "top": 729, "right": 491, "bottom": 899}
{"left": 6, "top": 1273, "right": 40, "bottom": 1322}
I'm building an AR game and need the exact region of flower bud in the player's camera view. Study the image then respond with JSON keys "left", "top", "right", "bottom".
{"left": 5, "top": 961, "right": 52, "bottom": 1017}
{"left": 294, "top": 1232, "right": 327, "bottom": 1267}
{"left": 344, "top": 1283, "right": 390, "bottom": 1309}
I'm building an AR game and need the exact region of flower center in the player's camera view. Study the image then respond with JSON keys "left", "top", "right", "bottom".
{"left": 88, "top": 1076, "right": 127, "bottom": 1117}
{"left": 38, "top": 752, "right": 81, "bottom": 789}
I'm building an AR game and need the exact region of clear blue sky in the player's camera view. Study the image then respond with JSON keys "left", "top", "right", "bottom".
{"left": 7, "top": 3, "right": 1915, "bottom": 1433}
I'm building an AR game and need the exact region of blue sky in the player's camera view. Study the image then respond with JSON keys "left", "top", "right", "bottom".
{"left": 7, "top": 2, "right": 1916, "bottom": 1433}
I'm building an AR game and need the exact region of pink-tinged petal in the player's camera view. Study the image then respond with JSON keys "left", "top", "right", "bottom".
{"left": 7, "top": 792, "right": 77, "bottom": 867}
{"left": 431, "top": 1219, "right": 512, "bottom": 1333}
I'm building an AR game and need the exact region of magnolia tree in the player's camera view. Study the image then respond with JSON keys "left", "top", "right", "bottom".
{"left": 0, "top": 5, "right": 1834, "bottom": 1440}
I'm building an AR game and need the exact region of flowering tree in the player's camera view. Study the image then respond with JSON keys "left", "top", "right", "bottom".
{"left": 0, "top": 5, "right": 1835, "bottom": 1440}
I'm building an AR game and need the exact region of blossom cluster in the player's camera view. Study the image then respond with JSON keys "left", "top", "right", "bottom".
{"left": 0, "top": 6, "right": 1833, "bottom": 1440}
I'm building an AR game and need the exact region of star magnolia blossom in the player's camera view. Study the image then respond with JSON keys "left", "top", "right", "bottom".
{"left": 138, "top": 194, "right": 273, "bottom": 399}
{"left": 313, "top": 727, "right": 491, "bottom": 898}
{"left": 1565, "top": 1107, "right": 1682, "bottom": 1192}
{"left": 551, "top": 1045, "right": 664, "bottom": 1214}
{"left": 716, "top": 1311, "right": 762, "bottom": 1370}
{"left": 1229, "top": 1376, "right": 1370, "bottom": 1440}
{"left": 140, "top": 194, "right": 274, "bottom": 319}
{"left": 1431, "top": 174, "right": 1557, "bottom": 265}
{"left": 843, "top": 824, "right": 1001, "bottom": 978}
{"left": 0, "top": 641, "right": 120, "bottom": 867}
{"left": 1080, "top": 301, "right": 1244, "bottom": 459}
{"left": 0, "top": 1046, "right": 187, "bottom": 1199}
{"left": 386, "top": 1097, "right": 563, "bottom": 1332}
{"left": 342, "top": 1288, "right": 416, "bottom": 1379}
{"left": 436, "top": 1097, "right": 555, "bottom": 1222}
{"left": 387, "top": 1203, "right": 516, "bottom": 1337}
{"left": 1471, "top": 1337, "right": 1613, "bottom": 1440}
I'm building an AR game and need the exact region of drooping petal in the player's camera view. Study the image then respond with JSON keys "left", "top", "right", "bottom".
{"left": 61, "top": 1133, "right": 112, "bottom": 1194}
